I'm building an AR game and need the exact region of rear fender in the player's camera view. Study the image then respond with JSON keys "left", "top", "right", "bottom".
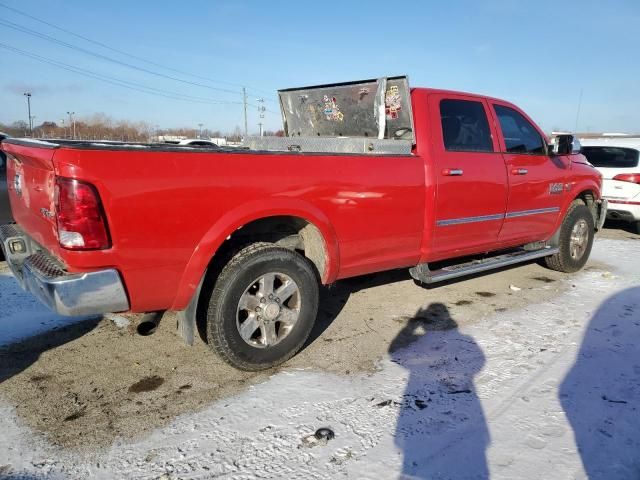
{"left": 170, "top": 198, "right": 340, "bottom": 311}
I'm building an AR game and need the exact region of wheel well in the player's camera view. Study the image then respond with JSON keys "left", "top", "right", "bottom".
{"left": 191, "top": 216, "right": 329, "bottom": 344}
{"left": 549, "top": 190, "right": 597, "bottom": 247}
{"left": 575, "top": 190, "right": 599, "bottom": 224}
{"left": 210, "top": 216, "right": 328, "bottom": 281}
{"left": 576, "top": 190, "right": 595, "bottom": 209}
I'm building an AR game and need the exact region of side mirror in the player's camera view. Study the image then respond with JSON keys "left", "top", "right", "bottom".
{"left": 549, "top": 134, "right": 581, "bottom": 156}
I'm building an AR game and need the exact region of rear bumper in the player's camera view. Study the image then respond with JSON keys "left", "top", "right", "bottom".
{"left": 0, "top": 223, "right": 129, "bottom": 316}
{"left": 605, "top": 199, "right": 640, "bottom": 222}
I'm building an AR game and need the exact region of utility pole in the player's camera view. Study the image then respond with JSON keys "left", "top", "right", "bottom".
{"left": 257, "top": 98, "right": 266, "bottom": 137}
{"left": 198, "top": 123, "right": 204, "bottom": 139}
{"left": 242, "top": 87, "right": 248, "bottom": 138}
{"left": 23, "top": 92, "right": 32, "bottom": 136}
{"left": 67, "top": 111, "right": 76, "bottom": 139}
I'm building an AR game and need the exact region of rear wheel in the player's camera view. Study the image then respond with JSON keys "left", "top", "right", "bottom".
{"left": 632, "top": 221, "right": 640, "bottom": 235}
{"left": 544, "top": 203, "right": 595, "bottom": 273}
{"left": 206, "top": 242, "right": 319, "bottom": 371}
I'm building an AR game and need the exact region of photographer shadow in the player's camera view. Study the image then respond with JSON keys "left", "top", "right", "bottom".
{"left": 390, "top": 303, "right": 490, "bottom": 479}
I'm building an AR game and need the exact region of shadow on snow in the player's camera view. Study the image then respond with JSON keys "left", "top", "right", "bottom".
{"left": 390, "top": 303, "right": 490, "bottom": 479}
{"left": 560, "top": 286, "right": 640, "bottom": 479}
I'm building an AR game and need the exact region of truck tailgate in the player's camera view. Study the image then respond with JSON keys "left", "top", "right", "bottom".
{"left": 2, "top": 141, "right": 60, "bottom": 256}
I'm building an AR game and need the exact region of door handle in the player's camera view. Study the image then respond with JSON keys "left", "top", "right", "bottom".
{"left": 442, "top": 168, "right": 464, "bottom": 176}
{"left": 511, "top": 168, "right": 528, "bottom": 175}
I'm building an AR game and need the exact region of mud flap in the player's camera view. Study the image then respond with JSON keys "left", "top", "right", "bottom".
{"left": 595, "top": 199, "right": 608, "bottom": 231}
{"left": 176, "top": 276, "right": 204, "bottom": 346}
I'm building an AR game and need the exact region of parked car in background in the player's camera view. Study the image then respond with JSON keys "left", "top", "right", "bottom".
{"left": 0, "top": 132, "right": 10, "bottom": 259}
{"left": 0, "top": 132, "right": 11, "bottom": 219}
{"left": 579, "top": 136, "right": 640, "bottom": 233}
{"left": 160, "top": 138, "right": 220, "bottom": 148}
{"left": 178, "top": 138, "right": 220, "bottom": 148}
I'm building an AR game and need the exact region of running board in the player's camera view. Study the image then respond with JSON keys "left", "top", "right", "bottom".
{"left": 409, "top": 247, "right": 559, "bottom": 284}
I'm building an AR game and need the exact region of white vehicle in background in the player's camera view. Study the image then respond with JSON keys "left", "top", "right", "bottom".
{"left": 177, "top": 138, "right": 220, "bottom": 148}
{"left": 579, "top": 136, "right": 640, "bottom": 233}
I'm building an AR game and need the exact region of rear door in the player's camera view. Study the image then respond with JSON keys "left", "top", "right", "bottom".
{"left": 428, "top": 94, "right": 508, "bottom": 258}
{"left": 490, "top": 102, "right": 570, "bottom": 243}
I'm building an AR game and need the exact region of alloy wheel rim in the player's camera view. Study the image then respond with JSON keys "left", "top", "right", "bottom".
{"left": 569, "top": 219, "right": 589, "bottom": 260}
{"left": 236, "top": 272, "right": 301, "bottom": 348}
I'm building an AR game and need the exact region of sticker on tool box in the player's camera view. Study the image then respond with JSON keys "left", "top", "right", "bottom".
{"left": 385, "top": 85, "right": 402, "bottom": 119}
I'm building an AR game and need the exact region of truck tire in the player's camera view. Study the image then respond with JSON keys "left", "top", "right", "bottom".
{"left": 206, "top": 242, "right": 319, "bottom": 371}
{"left": 544, "top": 203, "right": 595, "bottom": 273}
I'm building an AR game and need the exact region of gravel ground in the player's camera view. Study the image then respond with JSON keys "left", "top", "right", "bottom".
{"left": 0, "top": 229, "right": 638, "bottom": 479}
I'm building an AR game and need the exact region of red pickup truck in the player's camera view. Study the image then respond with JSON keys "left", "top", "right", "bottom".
{"left": 0, "top": 77, "right": 606, "bottom": 370}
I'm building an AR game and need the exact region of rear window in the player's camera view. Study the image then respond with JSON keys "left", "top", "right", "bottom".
{"left": 581, "top": 146, "right": 639, "bottom": 168}
{"left": 440, "top": 99, "right": 493, "bottom": 153}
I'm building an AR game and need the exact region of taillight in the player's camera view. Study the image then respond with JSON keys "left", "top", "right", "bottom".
{"left": 54, "top": 177, "right": 110, "bottom": 250}
{"left": 613, "top": 173, "right": 640, "bottom": 184}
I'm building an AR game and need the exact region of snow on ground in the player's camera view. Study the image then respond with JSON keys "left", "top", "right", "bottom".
{"left": 0, "top": 238, "right": 639, "bottom": 479}
{"left": 0, "top": 265, "right": 95, "bottom": 348}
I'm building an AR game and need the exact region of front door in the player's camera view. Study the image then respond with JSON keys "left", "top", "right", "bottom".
{"left": 428, "top": 94, "right": 509, "bottom": 259}
{"left": 489, "top": 102, "right": 570, "bottom": 244}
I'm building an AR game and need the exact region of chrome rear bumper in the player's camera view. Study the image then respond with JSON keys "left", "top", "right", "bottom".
{"left": 0, "top": 223, "right": 129, "bottom": 316}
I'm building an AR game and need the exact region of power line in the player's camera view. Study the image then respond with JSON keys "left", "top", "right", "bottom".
{"left": 0, "top": 43, "right": 244, "bottom": 106}
{"left": 0, "top": 1, "right": 277, "bottom": 100}
{"left": 1, "top": 42, "right": 280, "bottom": 116}
{"left": 0, "top": 18, "right": 244, "bottom": 96}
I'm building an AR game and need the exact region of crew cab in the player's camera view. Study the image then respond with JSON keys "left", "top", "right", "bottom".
{"left": 0, "top": 77, "right": 606, "bottom": 371}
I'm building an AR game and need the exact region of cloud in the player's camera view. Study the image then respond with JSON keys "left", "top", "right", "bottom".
{"left": 4, "top": 83, "right": 85, "bottom": 96}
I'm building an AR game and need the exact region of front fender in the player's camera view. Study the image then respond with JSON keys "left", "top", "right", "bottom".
{"left": 548, "top": 176, "right": 602, "bottom": 242}
{"left": 170, "top": 198, "right": 340, "bottom": 310}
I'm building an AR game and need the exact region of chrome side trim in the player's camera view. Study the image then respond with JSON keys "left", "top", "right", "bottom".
{"left": 437, "top": 207, "right": 561, "bottom": 227}
{"left": 505, "top": 207, "right": 560, "bottom": 219}
{"left": 436, "top": 213, "right": 504, "bottom": 227}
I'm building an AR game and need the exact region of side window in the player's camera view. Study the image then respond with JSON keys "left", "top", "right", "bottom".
{"left": 494, "top": 105, "right": 545, "bottom": 154}
{"left": 439, "top": 99, "right": 493, "bottom": 153}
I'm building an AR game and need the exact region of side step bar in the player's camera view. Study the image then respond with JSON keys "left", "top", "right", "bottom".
{"left": 409, "top": 247, "right": 559, "bottom": 284}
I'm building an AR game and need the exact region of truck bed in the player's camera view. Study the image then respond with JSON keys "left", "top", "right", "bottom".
{"left": 1, "top": 136, "right": 425, "bottom": 313}
{"left": 4, "top": 138, "right": 414, "bottom": 156}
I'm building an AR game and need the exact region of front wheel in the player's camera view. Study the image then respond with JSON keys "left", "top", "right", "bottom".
{"left": 206, "top": 242, "right": 319, "bottom": 371}
{"left": 544, "top": 203, "right": 595, "bottom": 273}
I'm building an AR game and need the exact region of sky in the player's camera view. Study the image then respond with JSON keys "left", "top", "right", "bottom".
{"left": 0, "top": 0, "right": 639, "bottom": 135}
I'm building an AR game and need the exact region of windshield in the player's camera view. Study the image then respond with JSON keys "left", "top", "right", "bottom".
{"left": 581, "top": 146, "right": 639, "bottom": 168}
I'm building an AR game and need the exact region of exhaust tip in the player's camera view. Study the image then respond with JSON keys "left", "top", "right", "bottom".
{"left": 137, "top": 321, "right": 158, "bottom": 336}
{"left": 136, "top": 311, "right": 165, "bottom": 336}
